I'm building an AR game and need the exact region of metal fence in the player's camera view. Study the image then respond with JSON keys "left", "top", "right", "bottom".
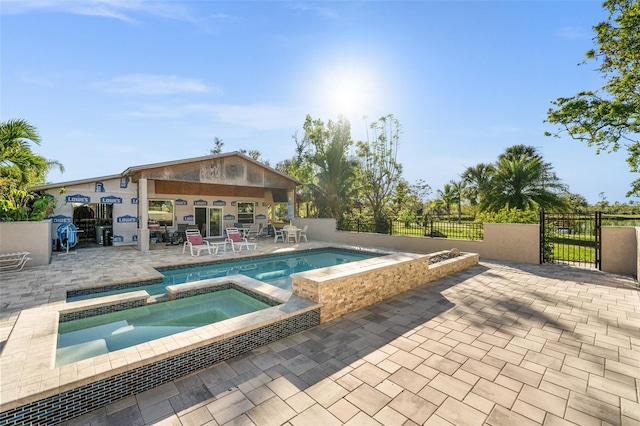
{"left": 337, "top": 217, "right": 484, "bottom": 241}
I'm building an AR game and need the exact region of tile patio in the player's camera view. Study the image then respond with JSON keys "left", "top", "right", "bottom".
{"left": 0, "top": 240, "right": 638, "bottom": 425}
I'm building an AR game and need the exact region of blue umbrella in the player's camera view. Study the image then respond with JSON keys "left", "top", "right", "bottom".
{"left": 287, "top": 198, "right": 294, "bottom": 223}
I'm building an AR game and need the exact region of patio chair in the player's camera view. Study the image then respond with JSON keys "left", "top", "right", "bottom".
{"left": 226, "top": 228, "right": 257, "bottom": 252}
{"left": 244, "top": 223, "right": 261, "bottom": 240}
{"left": 273, "top": 225, "right": 284, "bottom": 243}
{"left": 298, "top": 225, "right": 308, "bottom": 243}
{"left": 283, "top": 225, "right": 297, "bottom": 243}
{"left": 182, "top": 229, "right": 217, "bottom": 257}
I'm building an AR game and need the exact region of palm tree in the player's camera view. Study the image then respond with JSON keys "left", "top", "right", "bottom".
{"left": 461, "top": 163, "right": 494, "bottom": 209}
{"left": 480, "top": 154, "right": 566, "bottom": 212}
{"left": 449, "top": 180, "right": 467, "bottom": 223}
{"left": 436, "top": 183, "right": 458, "bottom": 221}
{"left": 0, "top": 119, "right": 64, "bottom": 185}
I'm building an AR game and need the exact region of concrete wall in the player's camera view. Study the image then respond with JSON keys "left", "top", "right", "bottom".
{"left": 601, "top": 226, "right": 638, "bottom": 277}
{"left": 293, "top": 218, "right": 638, "bottom": 278}
{"left": 293, "top": 218, "right": 539, "bottom": 264}
{"left": 0, "top": 220, "right": 52, "bottom": 267}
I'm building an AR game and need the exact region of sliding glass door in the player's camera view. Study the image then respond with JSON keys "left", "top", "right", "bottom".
{"left": 195, "top": 207, "right": 223, "bottom": 238}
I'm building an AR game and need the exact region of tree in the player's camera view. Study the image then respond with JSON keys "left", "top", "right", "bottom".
{"left": 480, "top": 154, "right": 567, "bottom": 212}
{"left": 436, "top": 183, "right": 457, "bottom": 221}
{"left": 449, "top": 180, "right": 467, "bottom": 223}
{"left": 0, "top": 119, "right": 63, "bottom": 220}
{"left": 545, "top": 0, "right": 640, "bottom": 197}
{"left": 302, "top": 115, "right": 358, "bottom": 219}
{"left": 209, "top": 137, "right": 224, "bottom": 155}
{"left": 461, "top": 162, "right": 494, "bottom": 215}
{"left": 356, "top": 114, "right": 403, "bottom": 222}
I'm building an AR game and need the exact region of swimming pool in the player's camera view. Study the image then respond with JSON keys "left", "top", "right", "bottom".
{"left": 56, "top": 288, "right": 275, "bottom": 366}
{"left": 67, "top": 248, "right": 379, "bottom": 301}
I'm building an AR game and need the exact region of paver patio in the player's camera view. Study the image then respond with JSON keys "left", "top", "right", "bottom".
{"left": 1, "top": 242, "right": 638, "bottom": 425}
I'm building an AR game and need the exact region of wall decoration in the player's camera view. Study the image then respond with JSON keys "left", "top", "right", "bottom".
{"left": 183, "top": 214, "right": 194, "bottom": 221}
{"left": 117, "top": 215, "right": 138, "bottom": 223}
{"left": 131, "top": 198, "right": 138, "bottom": 204}
{"left": 120, "top": 177, "right": 130, "bottom": 188}
{"left": 213, "top": 199, "right": 227, "bottom": 206}
{"left": 223, "top": 214, "right": 236, "bottom": 220}
{"left": 231, "top": 201, "right": 237, "bottom": 206}
{"left": 65, "top": 194, "right": 91, "bottom": 203}
{"left": 100, "top": 196, "right": 123, "bottom": 204}
{"left": 50, "top": 215, "right": 72, "bottom": 223}
{"left": 175, "top": 199, "right": 188, "bottom": 206}
{"left": 194, "top": 199, "right": 208, "bottom": 206}
{"left": 256, "top": 214, "right": 267, "bottom": 220}
{"left": 94, "top": 182, "right": 105, "bottom": 192}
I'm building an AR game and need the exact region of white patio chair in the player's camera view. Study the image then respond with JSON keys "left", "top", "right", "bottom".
{"left": 226, "top": 228, "right": 257, "bottom": 252}
{"left": 298, "top": 225, "right": 308, "bottom": 242}
{"left": 283, "top": 225, "right": 298, "bottom": 243}
{"left": 273, "top": 226, "right": 284, "bottom": 243}
{"left": 182, "top": 229, "right": 217, "bottom": 257}
{"left": 244, "top": 223, "right": 261, "bottom": 240}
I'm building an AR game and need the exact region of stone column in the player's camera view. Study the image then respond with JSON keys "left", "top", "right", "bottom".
{"left": 136, "top": 178, "right": 150, "bottom": 252}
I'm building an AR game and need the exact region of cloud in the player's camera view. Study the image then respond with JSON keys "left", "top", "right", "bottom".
{"left": 117, "top": 101, "right": 299, "bottom": 130}
{"left": 98, "top": 74, "right": 216, "bottom": 95}
{"left": 555, "top": 26, "right": 587, "bottom": 39}
{"left": 287, "top": 2, "right": 342, "bottom": 20}
{"left": 0, "top": 0, "right": 197, "bottom": 24}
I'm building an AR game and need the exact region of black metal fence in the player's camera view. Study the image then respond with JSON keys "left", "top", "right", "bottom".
{"left": 337, "top": 217, "right": 484, "bottom": 241}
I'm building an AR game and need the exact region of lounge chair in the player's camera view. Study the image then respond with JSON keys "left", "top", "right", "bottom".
{"left": 182, "top": 229, "right": 217, "bottom": 257}
{"left": 244, "top": 223, "right": 261, "bottom": 240}
{"left": 0, "top": 251, "right": 32, "bottom": 271}
{"left": 226, "top": 228, "right": 257, "bottom": 252}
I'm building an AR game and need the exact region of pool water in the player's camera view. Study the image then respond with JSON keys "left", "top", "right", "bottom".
{"left": 56, "top": 289, "right": 271, "bottom": 366}
{"left": 68, "top": 249, "right": 378, "bottom": 301}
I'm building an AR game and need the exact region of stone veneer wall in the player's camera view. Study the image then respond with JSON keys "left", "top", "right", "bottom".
{"left": 293, "top": 251, "right": 479, "bottom": 323}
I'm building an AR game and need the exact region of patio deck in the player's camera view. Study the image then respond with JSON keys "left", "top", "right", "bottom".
{"left": 1, "top": 241, "right": 638, "bottom": 425}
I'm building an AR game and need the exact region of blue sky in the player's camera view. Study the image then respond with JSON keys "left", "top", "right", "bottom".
{"left": 1, "top": 0, "right": 634, "bottom": 204}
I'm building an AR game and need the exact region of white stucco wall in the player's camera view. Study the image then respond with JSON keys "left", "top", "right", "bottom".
{"left": 0, "top": 220, "right": 52, "bottom": 267}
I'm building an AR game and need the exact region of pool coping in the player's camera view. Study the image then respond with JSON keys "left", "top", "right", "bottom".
{"left": 0, "top": 274, "right": 319, "bottom": 411}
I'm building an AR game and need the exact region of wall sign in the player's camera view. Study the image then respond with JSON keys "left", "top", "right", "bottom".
{"left": 100, "top": 196, "right": 122, "bottom": 204}
{"left": 175, "top": 199, "right": 187, "bottom": 206}
{"left": 194, "top": 199, "right": 208, "bottom": 206}
{"left": 50, "top": 215, "right": 72, "bottom": 223}
{"left": 65, "top": 194, "right": 91, "bottom": 203}
{"left": 117, "top": 215, "right": 138, "bottom": 223}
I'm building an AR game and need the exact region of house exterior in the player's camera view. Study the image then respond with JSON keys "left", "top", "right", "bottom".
{"left": 32, "top": 152, "right": 302, "bottom": 252}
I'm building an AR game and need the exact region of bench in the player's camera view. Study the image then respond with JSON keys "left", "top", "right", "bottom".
{"left": 0, "top": 252, "right": 32, "bottom": 271}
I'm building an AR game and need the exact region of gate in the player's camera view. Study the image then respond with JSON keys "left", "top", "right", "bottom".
{"left": 540, "top": 211, "right": 601, "bottom": 269}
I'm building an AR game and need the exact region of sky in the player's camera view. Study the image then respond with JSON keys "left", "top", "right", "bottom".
{"left": 1, "top": 0, "right": 636, "bottom": 205}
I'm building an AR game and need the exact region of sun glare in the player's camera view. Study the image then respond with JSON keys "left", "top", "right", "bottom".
{"left": 317, "top": 65, "right": 379, "bottom": 117}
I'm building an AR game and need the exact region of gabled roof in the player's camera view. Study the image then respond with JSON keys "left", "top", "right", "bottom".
{"left": 31, "top": 151, "right": 302, "bottom": 191}
{"left": 121, "top": 151, "right": 302, "bottom": 185}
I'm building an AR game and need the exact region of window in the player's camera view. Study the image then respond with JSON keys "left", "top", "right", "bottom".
{"left": 148, "top": 200, "right": 174, "bottom": 226}
{"left": 237, "top": 202, "right": 254, "bottom": 224}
